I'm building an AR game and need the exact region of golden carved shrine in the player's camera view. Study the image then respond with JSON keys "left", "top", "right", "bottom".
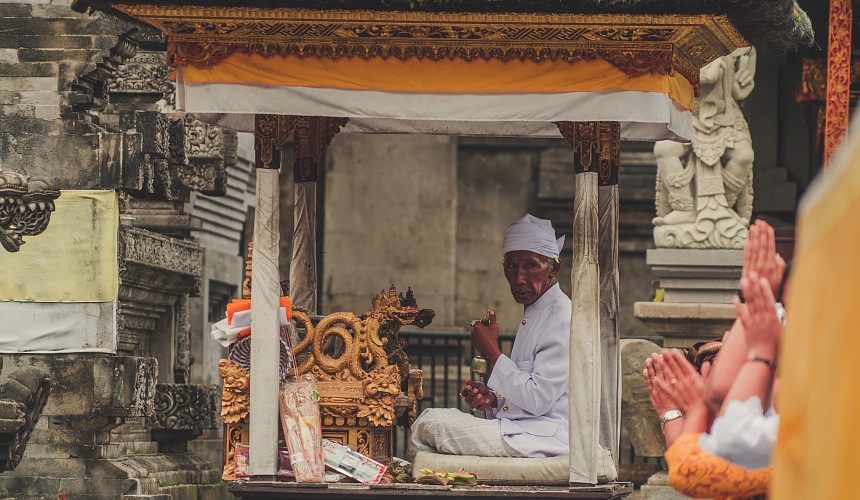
{"left": 221, "top": 245, "right": 432, "bottom": 480}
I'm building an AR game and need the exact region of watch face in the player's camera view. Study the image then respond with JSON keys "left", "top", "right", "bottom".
{"left": 661, "top": 409, "right": 683, "bottom": 423}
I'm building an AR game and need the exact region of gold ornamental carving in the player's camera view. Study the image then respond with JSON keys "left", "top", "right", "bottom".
{"left": 824, "top": 0, "right": 853, "bottom": 169}
{"left": 114, "top": 5, "right": 748, "bottom": 93}
{"left": 556, "top": 121, "right": 621, "bottom": 185}
{"left": 219, "top": 359, "right": 250, "bottom": 424}
{"left": 290, "top": 285, "right": 433, "bottom": 428}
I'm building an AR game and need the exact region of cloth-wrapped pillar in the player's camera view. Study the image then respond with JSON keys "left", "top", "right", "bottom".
{"left": 557, "top": 121, "right": 621, "bottom": 485}
{"left": 570, "top": 170, "right": 600, "bottom": 485}
{"left": 598, "top": 183, "right": 621, "bottom": 463}
{"left": 290, "top": 181, "right": 317, "bottom": 312}
{"left": 289, "top": 117, "right": 348, "bottom": 312}
{"left": 248, "top": 116, "right": 283, "bottom": 476}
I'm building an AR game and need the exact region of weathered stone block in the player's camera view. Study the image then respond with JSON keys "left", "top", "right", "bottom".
{"left": 640, "top": 471, "right": 693, "bottom": 499}
{"left": 0, "top": 418, "right": 24, "bottom": 434}
{"left": 0, "top": 18, "right": 107, "bottom": 36}
{"left": 17, "top": 48, "right": 93, "bottom": 63}
{"left": 0, "top": 76, "right": 55, "bottom": 92}
{"left": 0, "top": 4, "right": 31, "bottom": 17}
{"left": 0, "top": 475, "right": 60, "bottom": 497}
{"left": 0, "top": 35, "right": 94, "bottom": 50}
{"left": 0, "top": 62, "right": 57, "bottom": 77}
{"left": 58, "top": 477, "right": 137, "bottom": 495}
{"left": 0, "top": 402, "right": 21, "bottom": 421}
{"left": 0, "top": 48, "right": 17, "bottom": 63}
{"left": 621, "top": 339, "right": 668, "bottom": 458}
{"left": 92, "top": 356, "right": 157, "bottom": 418}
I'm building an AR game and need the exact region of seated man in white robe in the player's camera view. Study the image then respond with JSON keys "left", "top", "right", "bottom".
{"left": 407, "top": 214, "right": 570, "bottom": 459}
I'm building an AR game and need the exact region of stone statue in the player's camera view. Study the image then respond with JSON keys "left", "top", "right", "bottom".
{"left": 653, "top": 47, "right": 756, "bottom": 249}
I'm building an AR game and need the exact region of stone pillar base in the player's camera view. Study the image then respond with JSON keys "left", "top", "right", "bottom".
{"left": 635, "top": 249, "right": 741, "bottom": 348}
{"left": 640, "top": 471, "right": 693, "bottom": 500}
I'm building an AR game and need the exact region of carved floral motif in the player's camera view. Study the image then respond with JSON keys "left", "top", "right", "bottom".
{"left": 219, "top": 359, "right": 249, "bottom": 424}
{"left": 151, "top": 383, "right": 219, "bottom": 430}
{"left": 0, "top": 169, "right": 60, "bottom": 253}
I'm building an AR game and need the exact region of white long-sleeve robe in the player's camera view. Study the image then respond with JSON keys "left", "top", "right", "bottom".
{"left": 486, "top": 283, "right": 570, "bottom": 457}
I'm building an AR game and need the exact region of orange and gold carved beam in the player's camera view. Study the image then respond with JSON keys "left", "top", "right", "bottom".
{"left": 113, "top": 5, "right": 749, "bottom": 94}
{"left": 824, "top": 0, "right": 852, "bottom": 169}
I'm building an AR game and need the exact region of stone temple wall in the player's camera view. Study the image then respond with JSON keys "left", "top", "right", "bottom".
{"left": 0, "top": 2, "right": 230, "bottom": 498}
{"left": 320, "top": 136, "right": 657, "bottom": 338}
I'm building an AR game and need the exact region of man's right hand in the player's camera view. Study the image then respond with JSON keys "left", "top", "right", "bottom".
{"left": 461, "top": 379, "right": 497, "bottom": 411}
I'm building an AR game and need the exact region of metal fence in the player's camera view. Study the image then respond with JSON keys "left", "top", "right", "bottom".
{"left": 392, "top": 330, "right": 660, "bottom": 467}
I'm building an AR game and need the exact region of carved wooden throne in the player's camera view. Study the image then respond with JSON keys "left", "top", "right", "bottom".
{"left": 290, "top": 284, "right": 433, "bottom": 461}
{"left": 219, "top": 244, "right": 433, "bottom": 479}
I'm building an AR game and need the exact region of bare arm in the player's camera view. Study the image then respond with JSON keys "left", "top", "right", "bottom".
{"left": 718, "top": 274, "right": 780, "bottom": 416}
{"left": 703, "top": 320, "right": 746, "bottom": 412}
{"left": 706, "top": 221, "right": 784, "bottom": 410}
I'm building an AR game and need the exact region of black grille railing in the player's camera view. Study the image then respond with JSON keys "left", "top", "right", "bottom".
{"left": 392, "top": 330, "right": 659, "bottom": 467}
{"left": 392, "top": 330, "right": 514, "bottom": 457}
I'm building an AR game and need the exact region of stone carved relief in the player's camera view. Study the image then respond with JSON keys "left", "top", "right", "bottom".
{"left": 0, "top": 169, "right": 60, "bottom": 253}
{"left": 151, "top": 383, "right": 218, "bottom": 431}
{"left": 107, "top": 50, "right": 174, "bottom": 99}
{"left": 0, "top": 367, "right": 51, "bottom": 472}
{"left": 119, "top": 111, "right": 228, "bottom": 202}
{"left": 117, "top": 226, "right": 202, "bottom": 355}
{"left": 175, "top": 295, "right": 192, "bottom": 384}
{"left": 71, "top": 31, "right": 139, "bottom": 115}
{"left": 187, "top": 119, "right": 223, "bottom": 158}
{"left": 653, "top": 47, "right": 756, "bottom": 249}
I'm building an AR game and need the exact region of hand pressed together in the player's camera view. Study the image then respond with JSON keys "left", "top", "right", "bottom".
{"left": 644, "top": 353, "right": 676, "bottom": 416}
{"left": 735, "top": 272, "right": 782, "bottom": 360}
{"left": 652, "top": 349, "right": 708, "bottom": 425}
{"left": 741, "top": 220, "right": 786, "bottom": 298}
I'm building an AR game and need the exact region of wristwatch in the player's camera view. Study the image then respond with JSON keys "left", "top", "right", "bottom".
{"left": 660, "top": 409, "right": 684, "bottom": 430}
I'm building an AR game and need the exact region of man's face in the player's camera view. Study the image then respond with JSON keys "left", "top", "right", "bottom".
{"left": 503, "top": 250, "right": 559, "bottom": 307}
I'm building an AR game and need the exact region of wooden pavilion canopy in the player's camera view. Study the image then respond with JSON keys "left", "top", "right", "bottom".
{"left": 75, "top": 0, "right": 812, "bottom": 495}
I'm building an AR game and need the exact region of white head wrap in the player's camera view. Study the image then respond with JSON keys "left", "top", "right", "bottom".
{"left": 502, "top": 214, "right": 564, "bottom": 259}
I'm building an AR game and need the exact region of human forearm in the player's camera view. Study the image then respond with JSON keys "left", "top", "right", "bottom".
{"left": 704, "top": 319, "right": 746, "bottom": 410}
{"left": 718, "top": 358, "right": 774, "bottom": 417}
{"left": 662, "top": 417, "right": 685, "bottom": 448}
{"left": 681, "top": 407, "right": 709, "bottom": 434}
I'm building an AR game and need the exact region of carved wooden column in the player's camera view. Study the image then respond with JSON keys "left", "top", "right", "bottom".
{"left": 557, "top": 121, "right": 620, "bottom": 486}
{"left": 291, "top": 117, "right": 348, "bottom": 312}
{"left": 825, "top": 0, "right": 852, "bottom": 169}
{"left": 248, "top": 114, "right": 293, "bottom": 477}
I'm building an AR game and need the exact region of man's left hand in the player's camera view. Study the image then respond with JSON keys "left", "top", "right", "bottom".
{"left": 471, "top": 310, "right": 501, "bottom": 363}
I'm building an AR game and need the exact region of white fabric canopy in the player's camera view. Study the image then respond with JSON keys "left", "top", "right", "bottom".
{"left": 179, "top": 81, "right": 692, "bottom": 141}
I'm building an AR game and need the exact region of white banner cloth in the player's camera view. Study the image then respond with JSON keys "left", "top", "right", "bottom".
{"left": 0, "top": 302, "right": 116, "bottom": 353}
